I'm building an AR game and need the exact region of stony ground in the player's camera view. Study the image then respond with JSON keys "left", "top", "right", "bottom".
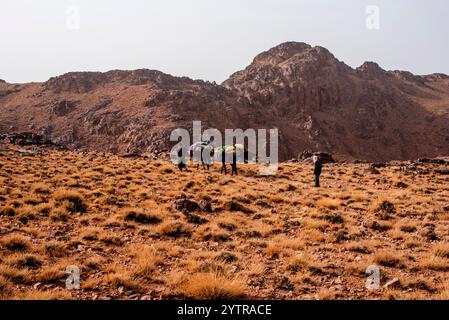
{"left": 0, "top": 144, "right": 448, "bottom": 300}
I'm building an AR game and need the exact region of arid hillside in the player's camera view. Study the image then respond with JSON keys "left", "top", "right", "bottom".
{"left": 0, "top": 144, "right": 448, "bottom": 300}
{"left": 1, "top": 42, "right": 449, "bottom": 161}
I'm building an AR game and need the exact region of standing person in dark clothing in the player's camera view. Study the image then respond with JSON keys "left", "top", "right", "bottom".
{"left": 177, "top": 147, "right": 187, "bottom": 172}
{"left": 313, "top": 155, "right": 322, "bottom": 187}
{"left": 220, "top": 148, "right": 227, "bottom": 174}
{"left": 231, "top": 145, "right": 238, "bottom": 176}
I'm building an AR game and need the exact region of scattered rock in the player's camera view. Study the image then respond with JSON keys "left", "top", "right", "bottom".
{"left": 273, "top": 275, "right": 294, "bottom": 291}
{"left": 1, "top": 132, "right": 53, "bottom": 146}
{"left": 224, "top": 199, "right": 253, "bottom": 213}
{"left": 173, "top": 199, "right": 199, "bottom": 212}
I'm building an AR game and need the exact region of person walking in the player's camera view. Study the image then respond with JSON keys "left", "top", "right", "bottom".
{"left": 231, "top": 145, "right": 238, "bottom": 176}
{"left": 177, "top": 147, "right": 187, "bottom": 172}
{"left": 313, "top": 155, "right": 322, "bottom": 187}
{"left": 220, "top": 148, "right": 227, "bottom": 174}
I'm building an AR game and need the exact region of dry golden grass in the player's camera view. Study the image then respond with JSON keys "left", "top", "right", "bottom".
{"left": 179, "top": 271, "right": 246, "bottom": 300}
{"left": 372, "top": 251, "right": 403, "bottom": 268}
{"left": 316, "top": 198, "right": 341, "bottom": 210}
{"left": 53, "top": 189, "right": 87, "bottom": 213}
{"left": 0, "top": 145, "right": 448, "bottom": 300}
{"left": 12, "top": 290, "right": 71, "bottom": 300}
{"left": 128, "top": 244, "right": 160, "bottom": 278}
{"left": 1, "top": 234, "right": 32, "bottom": 252}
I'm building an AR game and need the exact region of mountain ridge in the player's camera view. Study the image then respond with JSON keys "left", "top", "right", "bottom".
{"left": 1, "top": 42, "right": 448, "bottom": 161}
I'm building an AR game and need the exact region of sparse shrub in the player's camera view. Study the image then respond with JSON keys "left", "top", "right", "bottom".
{"left": 400, "top": 224, "right": 417, "bottom": 233}
{"left": 44, "top": 242, "right": 67, "bottom": 257}
{"left": 99, "top": 233, "right": 124, "bottom": 246}
{"left": 321, "top": 212, "right": 344, "bottom": 224}
{"left": 0, "top": 275, "right": 11, "bottom": 297}
{"left": 129, "top": 244, "right": 160, "bottom": 278}
{"left": 316, "top": 198, "right": 341, "bottom": 210}
{"left": 202, "top": 228, "right": 230, "bottom": 242}
{"left": 0, "top": 264, "right": 30, "bottom": 284}
{"left": 122, "top": 208, "right": 162, "bottom": 225}
{"left": 347, "top": 243, "right": 372, "bottom": 254}
{"left": 404, "top": 278, "right": 436, "bottom": 293}
{"left": 372, "top": 199, "right": 396, "bottom": 219}
{"left": 433, "top": 243, "right": 449, "bottom": 259}
{"left": 0, "top": 206, "right": 15, "bottom": 216}
{"left": 373, "top": 251, "right": 403, "bottom": 268}
{"left": 287, "top": 254, "right": 311, "bottom": 272}
{"left": 1, "top": 234, "right": 31, "bottom": 252}
{"left": 8, "top": 254, "right": 42, "bottom": 269}
{"left": 84, "top": 257, "right": 105, "bottom": 270}
{"left": 218, "top": 221, "right": 236, "bottom": 232}
{"left": 36, "top": 203, "right": 52, "bottom": 216}
{"left": 159, "top": 165, "right": 174, "bottom": 174}
{"left": 80, "top": 227, "right": 100, "bottom": 241}
{"left": 53, "top": 190, "right": 87, "bottom": 212}
{"left": 22, "top": 197, "right": 43, "bottom": 206}
{"left": 104, "top": 272, "right": 145, "bottom": 293}
{"left": 50, "top": 207, "right": 69, "bottom": 221}
{"left": 185, "top": 181, "right": 195, "bottom": 189}
{"left": 420, "top": 256, "right": 449, "bottom": 271}
{"left": 181, "top": 272, "right": 246, "bottom": 300}
{"left": 156, "top": 221, "right": 191, "bottom": 238}
{"left": 215, "top": 252, "right": 238, "bottom": 263}
{"left": 36, "top": 265, "right": 65, "bottom": 284}
{"left": 31, "top": 183, "right": 51, "bottom": 195}
{"left": 101, "top": 195, "right": 123, "bottom": 207}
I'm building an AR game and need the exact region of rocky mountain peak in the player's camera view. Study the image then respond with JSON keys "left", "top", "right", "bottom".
{"left": 1, "top": 43, "right": 448, "bottom": 161}
{"left": 356, "top": 61, "right": 388, "bottom": 79}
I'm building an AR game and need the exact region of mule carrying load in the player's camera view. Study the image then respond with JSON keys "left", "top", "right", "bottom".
{"left": 190, "top": 141, "right": 214, "bottom": 170}
{"left": 213, "top": 144, "right": 244, "bottom": 162}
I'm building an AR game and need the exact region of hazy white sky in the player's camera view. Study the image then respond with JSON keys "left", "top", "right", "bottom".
{"left": 1, "top": 0, "right": 448, "bottom": 83}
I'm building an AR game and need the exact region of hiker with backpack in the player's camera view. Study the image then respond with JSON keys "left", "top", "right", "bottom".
{"left": 231, "top": 145, "right": 238, "bottom": 176}
{"left": 313, "top": 155, "right": 323, "bottom": 187}
{"left": 177, "top": 147, "right": 187, "bottom": 172}
{"left": 220, "top": 148, "right": 227, "bottom": 174}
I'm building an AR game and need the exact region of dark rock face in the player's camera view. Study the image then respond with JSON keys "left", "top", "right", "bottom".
{"left": 52, "top": 100, "right": 79, "bottom": 116}
{"left": 1, "top": 42, "right": 449, "bottom": 161}
{"left": 0, "top": 132, "right": 53, "bottom": 146}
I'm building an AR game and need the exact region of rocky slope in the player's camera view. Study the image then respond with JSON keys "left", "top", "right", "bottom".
{"left": 1, "top": 42, "right": 449, "bottom": 161}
